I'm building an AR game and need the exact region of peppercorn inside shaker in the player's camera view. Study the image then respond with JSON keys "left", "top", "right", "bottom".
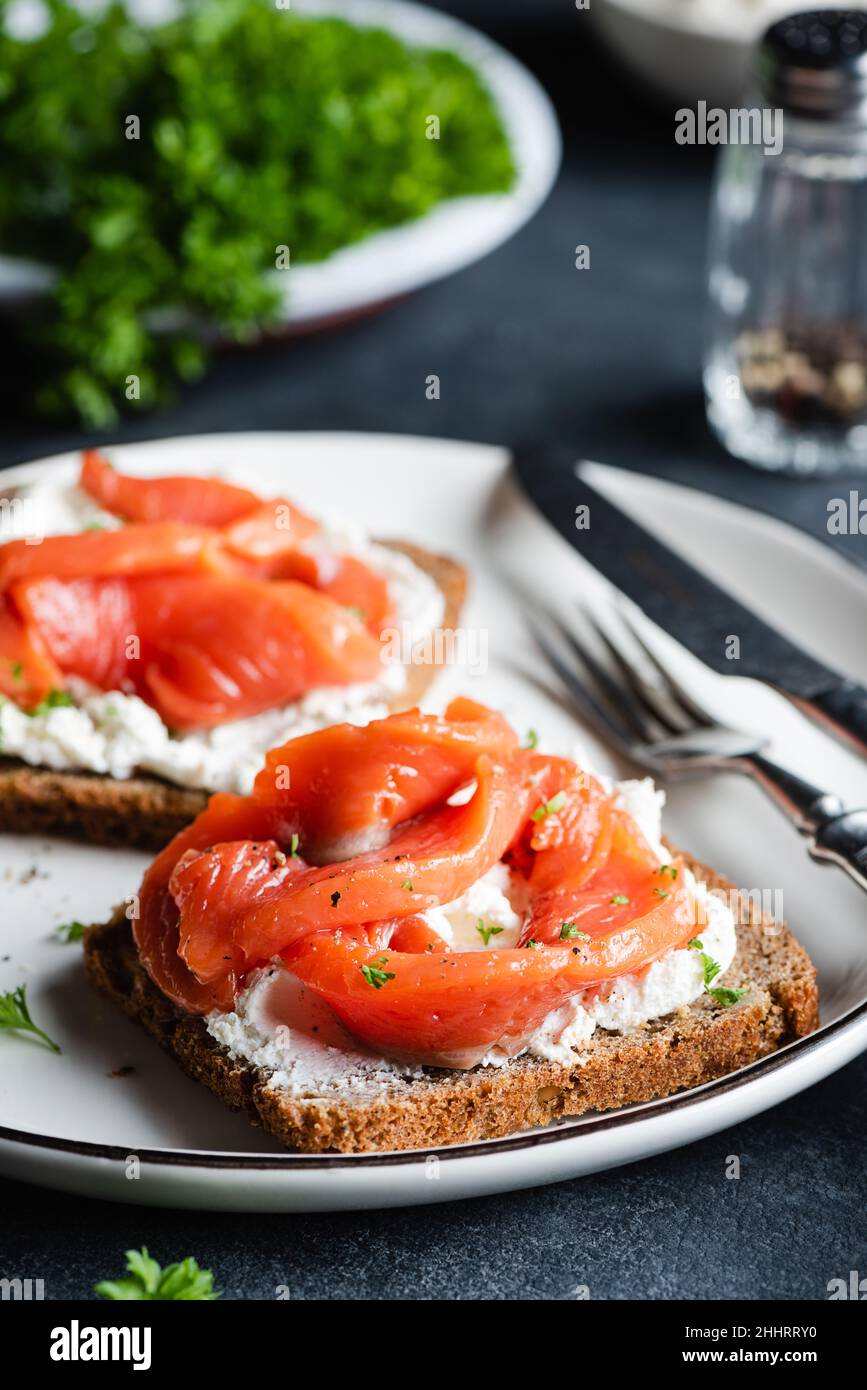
{"left": 704, "top": 9, "right": 867, "bottom": 474}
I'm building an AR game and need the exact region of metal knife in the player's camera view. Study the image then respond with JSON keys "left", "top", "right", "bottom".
{"left": 513, "top": 444, "right": 867, "bottom": 759}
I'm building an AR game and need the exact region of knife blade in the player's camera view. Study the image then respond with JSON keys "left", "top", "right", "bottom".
{"left": 513, "top": 443, "right": 867, "bottom": 758}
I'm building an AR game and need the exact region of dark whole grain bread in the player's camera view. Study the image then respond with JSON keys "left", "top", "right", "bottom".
{"left": 0, "top": 541, "right": 467, "bottom": 850}
{"left": 83, "top": 853, "right": 819, "bottom": 1154}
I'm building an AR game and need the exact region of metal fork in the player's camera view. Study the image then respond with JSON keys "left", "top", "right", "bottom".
{"left": 531, "top": 602, "right": 867, "bottom": 894}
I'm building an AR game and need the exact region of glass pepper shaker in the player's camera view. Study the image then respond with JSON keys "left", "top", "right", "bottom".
{"left": 705, "top": 9, "right": 867, "bottom": 474}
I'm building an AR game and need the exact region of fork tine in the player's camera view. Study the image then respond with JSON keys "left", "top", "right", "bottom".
{"left": 528, "top": 621, "right": 638, "bottom": 753}
{"left": 531, "top": 608, "right": 661, "bottom": 744}
{"left": 578, "top": 605, "right": 696, "bottom": 735}
{"left": 614, "top": 606, "right": 716, "bottom": 728}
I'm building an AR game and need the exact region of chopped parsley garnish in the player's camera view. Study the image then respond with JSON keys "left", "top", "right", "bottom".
{"left": 54, "top": 920, "right": 85, "bottom": 944}
{"left": 559, "top": 922, "right": 590, "bottom": 941}
{"left": 401, "top": 878, "right": 414, "bottom": 892}
{"left": 707, "top": 986, "right": 745, "bottom": 1008}
{"left": 653, "top": 887, "right": 669, "bottom": 899}
{"left": 94, "top": 1247, "right": 220, "bottom": 1301}
{"left": 290, "top": 833, "right": 300, "bottom": 858}
{"left": 610, "top": 894, "right": 631, "bottom": 906}
{"left": 524, "top": 938, "right": 540, "bottom": 949}
{"left": 9, "top": 661, "right": 23, "bottom": 682}
{"left": 522, "top": 728, "right": 540, "bottom": 751}
{"left": 659, "top": 864, "right": 678, "bottom": 880}
{"left": 702, "top": 954, "right": 722, "bottom": 988}
{"left": 531, "top": 791, "right": 567, "bottom": 823}
{"left": 360, "top": 958, "right": 395, "bottom": 990}
{"left": 28, "top": 688, "right": 75, "bottom": 717}
{"left": 476, "top": 919, "right": 504, "bottom": 946}
{"left": 687, "top": 937, "right": 734, "bottom": 999}
{"left": 0, "top": 985, "right": 60, "bottom": 1052}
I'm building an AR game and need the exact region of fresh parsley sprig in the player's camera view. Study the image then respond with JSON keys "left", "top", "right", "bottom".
{"left": 0, "top": 985, "right": 61, "bottom": 1052}
{"left": 476, "top": 919, "right": 504, "bottom": 946}
{"left": 531, "top": 791, "right": 567, "bottom": 823}
{"left": 360, "top": 957, "right": 395, "bottom": 990}
{"left": 94, "top": 1247, "right": 220, "bottom": 1301}
{"left": 559, "top": 922, "right": 590, "bottom": 941}
{"left": 688, "top": 938, "right": 744, "bottom": 1008}
{"left": 27, "top": 689, "right": 75, "bottom": 717}
{"left": 54, "top": 920, "right": 86, "bottom": 944}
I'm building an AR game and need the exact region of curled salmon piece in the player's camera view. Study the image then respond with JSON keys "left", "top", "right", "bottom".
{"left": 284, "top": 756, "right": 697, "bottom": 1065}
{"left": 0, "top": 595, "right": 62, "bottom": 705}
{"left": 133, "top": 701, "right": 699, "bottom": 1062}
{"left": 12, "top": 573, "right": 384, "bottom": 730}
{"left": 134, "top": 794, "right": 288, "bottom": 1014}
{"left": 286, "top": 862, "right": 695, "bottom": 1069}
{"left": 80, "top": 449, "right": 260, "bottom": 525}
{"left": 134, "top": 702, "right": 521, "bottom": 1012}
{"left": 220, "top": 499, "right": 320, "bottom": 561}
{"left": 0, "top": 452, "right": 402, "bottom": 724}
{"left": 252, "top": 696, "right": 518, "bottom": 858}
{"left": 180, "top": 753, "right": 530, "bottom": 988}
{"left": 0, "top": 523, "right": 211, "bottom": 591}
{"left": 14, "top": 577, "right": 137, "bottom": 692}
{"left": 131, "top": 574, "right": 383, "bottom": 730}
{"left": 221, "top": 505, "right": 395, "bottom": 636}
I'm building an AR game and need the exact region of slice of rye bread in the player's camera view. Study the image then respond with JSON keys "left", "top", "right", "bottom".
{"left": 83, "top": 852, "right": 819, "bottom": 1154}
{"left": 0, "top": 541, "right": 467, "bottom": 851}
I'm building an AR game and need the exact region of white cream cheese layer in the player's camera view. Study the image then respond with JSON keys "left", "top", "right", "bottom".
{"left": 0, "top": 480, "right": 445, "bottom": 793}
{"left": 205, "top": 779, "right": 738, "bottom": 1094}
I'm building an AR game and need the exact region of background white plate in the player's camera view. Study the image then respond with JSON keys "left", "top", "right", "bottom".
{"left": 0, "top": 0, "right": 561, "bottom": 328}
{"left": 592, "top": 0, "right": 845, "bottom": 110}
{"left": 0, "top": 431, "right": 865, "bottom": 1211}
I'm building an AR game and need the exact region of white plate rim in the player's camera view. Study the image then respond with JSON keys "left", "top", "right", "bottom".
{"left": 1, "top": 998, "right": 866, "bottom": 1170}
{"left": 1, "top": 429, "right": 865, "bottom": 1207}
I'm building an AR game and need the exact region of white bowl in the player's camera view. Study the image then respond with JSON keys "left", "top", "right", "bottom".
{"left": 592, "top": 0, "right": 844, "bottom": 110}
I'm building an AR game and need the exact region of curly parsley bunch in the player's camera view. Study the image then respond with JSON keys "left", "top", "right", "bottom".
{"left": 0, "top": 0, "right": 515, "bottom": 425}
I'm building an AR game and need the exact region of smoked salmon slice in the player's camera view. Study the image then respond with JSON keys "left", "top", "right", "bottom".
{"left": 80, "top": 448, "right": 261, "bottom": 526}
{"left": 252, "top": 696, "right": 518, "bottom": 855}
{"left": 133, "top": 702, "right": 699, "bottom": 1067}
{"left": 0, "top": 451, "right": 409, "bottom": 727}
{"left": 0, "top": 523, "right": 212, "bottom": 589}
{"left": 0, "top": 595, "right": 62, "bottom": 705}
{"left": 12, "top": 573, "right": 383, "bottom": 730}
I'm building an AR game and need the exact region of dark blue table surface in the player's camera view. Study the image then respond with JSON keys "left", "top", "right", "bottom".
{"left": 1, "top": 1, "right": 865, "bottom": 1300}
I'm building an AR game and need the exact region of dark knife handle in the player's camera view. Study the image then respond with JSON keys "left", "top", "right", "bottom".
{"left": 807, "top": 682, "right": 867, "bottom": 759}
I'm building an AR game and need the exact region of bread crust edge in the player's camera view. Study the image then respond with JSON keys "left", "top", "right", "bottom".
{"left": 82, "top": 851, "right": 819, "bottom": 1154}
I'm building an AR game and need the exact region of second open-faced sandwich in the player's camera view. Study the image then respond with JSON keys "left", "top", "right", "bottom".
{"left": 84, "top": 698, "right": 819, "bottom": 1152}
{"left": 0, "top": 450, "right": 465, "bottom": 846}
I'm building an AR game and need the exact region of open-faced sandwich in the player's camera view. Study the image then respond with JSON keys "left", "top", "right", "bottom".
{"left": 84, "top": 698, "right": 819, "bottom": 1153}
{"left": 0, "top": 451, "right": 465, "bottom": 846}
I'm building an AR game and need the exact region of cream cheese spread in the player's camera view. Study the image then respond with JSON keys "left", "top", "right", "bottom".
{"left": 0, "top": 479, "right": 445, "bottom": 793}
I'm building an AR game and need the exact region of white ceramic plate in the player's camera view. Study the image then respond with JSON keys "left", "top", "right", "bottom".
{"left": 592, "top": 0, "right": 845, "bottom": 110}
{"left": 0, "top": 0, "right": 561, "bottom": 328}
{"left": 0, "top": 431, "right": 865, "bottom": 1212}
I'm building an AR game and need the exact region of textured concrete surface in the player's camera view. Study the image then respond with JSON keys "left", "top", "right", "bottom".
{"left": 1, "top": 2, "right": 865, "bottom": 1299}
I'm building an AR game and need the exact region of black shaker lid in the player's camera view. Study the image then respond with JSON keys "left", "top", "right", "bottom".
{"left": 757, "top": 9, "right": 867, "bottom": 118}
